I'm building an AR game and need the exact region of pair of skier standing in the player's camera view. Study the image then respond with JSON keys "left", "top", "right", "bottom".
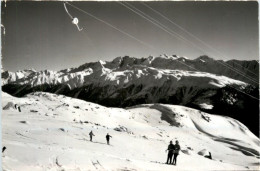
{"left": 89, "top": 131, "right": 181, "bottom": 165}
{"left": 89, "top": 131, "right": 112, "bottom": 145}
{"left": 166, "top": 140, "right": 180, "bottom": 165}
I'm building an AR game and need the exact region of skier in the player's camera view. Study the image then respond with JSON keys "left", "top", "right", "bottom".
{"left": 18, "top": 106, "right": 21, "bottom": 112}
{"left": 173, "top": 140, "right": 180, "bottom": 165}
{"left": 205, "top": 152, "right": 212, "bottom": 159}
{"left": 165, "top": 141, "right": 174, "bottom": 164}
{"left": 89, "top": 131, "right": 95, "bottom": 142}
{"left": 2, "top": 146, "right": 6, "bottom": 153}
{"left": 106, "top": 133, "right": 112, "bottom": 145}
{"left": 2, "top": 146, "right": 6, "bottom": 158}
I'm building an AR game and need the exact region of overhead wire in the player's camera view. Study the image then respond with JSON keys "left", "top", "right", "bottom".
{"left": 119, "top": 2, "right": 259, "bottom": 100}
{"left": 121, "top": 2, "right": 258, "bottom": 85}
{"left": 64, "top": 2, "right": 73, "bottom": 19}
{"left": 141, "top": 2, "right": 259, "bottom": 83}
{"left": 217, "top": 61, "right": 259, "bottom": 84}
{"left": 66, "top": 1, "right": 257, "bottom": 84}
{"left": 65, "top": 2, "right": 153, "bottom": 49}
{"left": 118, "top": 2, "right": 208, "bottom": 57}
{"left": 227, "top": 60, "right": 258, "bottom": 77}
{"left": 65, "top": 2, "right": 259, "bottom": 100}
{"left": 176, "top": 58, "right": 259, "bottom": 101}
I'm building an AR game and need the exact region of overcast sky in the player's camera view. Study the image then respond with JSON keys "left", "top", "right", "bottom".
{"left": 1, "top": 1, "right": 259, "bottom": 72}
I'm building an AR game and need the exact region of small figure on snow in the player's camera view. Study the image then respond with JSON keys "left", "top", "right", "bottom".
{"left": 18, "top": 106, "right": 21, "bottom": 112}
{"left": 205, "top": 152, "right": 212, "bottom": 160}
{"left": 106, "top": 133, "right": 112, "bottom": 145}
{"left": 2, "top": 146, "right": 6, "bottom": 158}
{"left": 173, "top": 140, "right": 181, "bottom": 165}
{"left": 89, "top": 130, "right": 95, "bottom": 142}
{"left": 165, "top": 141, "right": 174, "bottom": 164}
{"left": 2, "top": 146, "right": 6, "bottom": 153}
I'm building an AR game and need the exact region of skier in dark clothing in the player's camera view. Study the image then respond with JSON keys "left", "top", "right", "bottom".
{"left": 173, "top": 140, "right": 180, "bottom": 165}
{"left": 2, "top": 146, "right": 6, "bottom": 157}
{"left": 165, "top": 141, "right": 175, "bottom": 164}
{"left": 2, "top": 146, "right": 6, "bottom": 153}
{"left": 89, "top": 131, "right": 95, "bottom": 142}
{"left": 205, "top": 152, "right": 212, "bottom": 160}
{"left": 106, "top": 133, "right": 112, "bottom": 145}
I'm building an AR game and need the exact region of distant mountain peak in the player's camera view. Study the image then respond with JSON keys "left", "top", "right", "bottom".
{"left": 196, "top": 55, "right": 214, "bottom": 62}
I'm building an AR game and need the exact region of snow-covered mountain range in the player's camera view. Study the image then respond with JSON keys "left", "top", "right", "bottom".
{"left": 2, "top": 92, "right": 260, "bottom": 170}
{"left": 2, "top": 55, "right": 259, "bottom": 87}
{"left": 2, "top": 55, "right": 259, "bottom": 135}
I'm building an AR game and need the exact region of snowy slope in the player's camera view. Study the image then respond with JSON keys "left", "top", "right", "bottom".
{"left": 2, "top": 92, "right": 259, "bottom": 170}
{"left": 2, "top": 55, "right": 259, "bottom": 136}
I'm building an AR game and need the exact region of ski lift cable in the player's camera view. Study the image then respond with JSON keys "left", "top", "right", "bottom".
{"left": 141, "top": 2, "right": 259, "bottom": 80}
{"left": 175, "top": 58, "right": 259, "bottom": 101}
{"left": 64, "top": 2, "right": 73, "bottom": 19}
{"left": 118, "top": 2, "right": 203, "bottom": 52}
{"left": 123, "top": 2, "right": 259, "bottom": 84}
{"left": 119, "top": 2, "right": 260, "bottom": 99}
{"left": 123, "top": 1, "right": 224, "bottom": 58}
{"left": 65, "top": 2, "right": 154, "bottom": 49}
{"left": 66, "top": 1, "right": 257, "bottom": 84}
{"left": 124, "top": 1, "right": 212, "bottom": 49}
{"left": 128, "top": 2, "right": 259, "bottom": 84}
{"left": 118, "top": 2, "right": 218, "bottom": 66}
{"left": 123, "top": 2, "right": 193, "bottom": 44}
{"left": 228, "top": 60, "right": 259, "bottom": 77}
{"left": 161, "top": 52, "right": 259, "bottom": 100}
{"left": 64, "top": 2, "right": 83, "bottom": 31}
{"left": 142, "top": 2, "right": 259, "bottom": 78}
{"left": 216, "top": 61, "right": 259, "bottom": 84}
{"left": 65, "top": 2, "right": 259, "bottom": 100}
{"left": 121, "top": 2, "right": 259, "bottom": 84}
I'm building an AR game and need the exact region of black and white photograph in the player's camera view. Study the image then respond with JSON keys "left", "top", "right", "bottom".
{"left": 1, "top": 1, "right": 259, "bottom": 170}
